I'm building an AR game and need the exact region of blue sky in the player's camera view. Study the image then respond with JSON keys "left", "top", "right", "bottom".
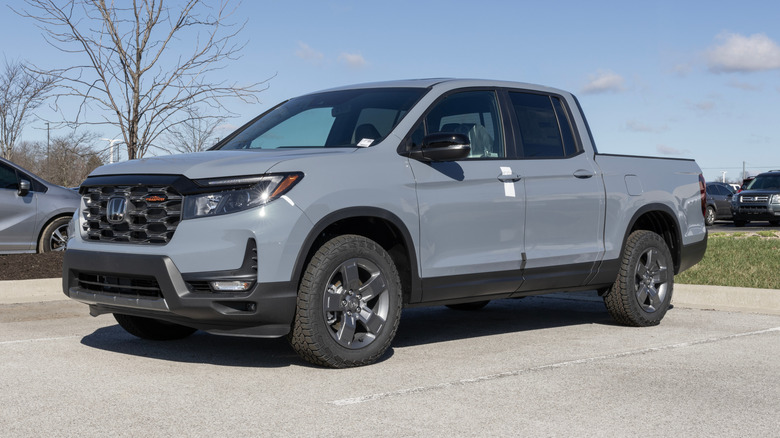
{"left": 2, "top": 0, "right": 780, "bottom": 183}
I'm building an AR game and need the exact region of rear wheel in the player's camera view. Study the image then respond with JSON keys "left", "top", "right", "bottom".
{"left": 603, "top": 230, "right": 673, "bottom": 327}
{"left": 289, "top": 235, "right": 402, "bottom": 368}
{"left": 704, "top": 206, "right": 715, "bottom": 226}
{"left": 113, "top": 314, "right": 197, "bottom": 340}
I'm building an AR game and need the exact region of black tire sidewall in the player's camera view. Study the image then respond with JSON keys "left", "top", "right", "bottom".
{"left": 39, "top": 216, "right": 71, "bottom": 252}
{"left": 292, "top": 235, "right": 402, "bottom": 367}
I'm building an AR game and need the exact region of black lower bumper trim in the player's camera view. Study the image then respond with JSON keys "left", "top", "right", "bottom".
{"left": 63, "top": 249, "right": 297, "bottom": 337}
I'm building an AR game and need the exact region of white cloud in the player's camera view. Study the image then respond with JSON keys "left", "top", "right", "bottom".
{"left": 626, "top": 120, "right": 667, "bottom": 133}
{"left": 338, "top": 52, "right": 367, "bottom": 69}
{"left": 706, "top": 32, "right": 780, "bottom": 73}
{"left": 656, "top": 145, "right": 687, "bottom": 156}
{"left": 295, "top": 42, "right": 324, "bottom": 64}
{"left": 582, "top": 70, "right": 625, "bottom": 94}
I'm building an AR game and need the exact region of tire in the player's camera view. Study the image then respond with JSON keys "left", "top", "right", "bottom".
{"left": 704, "top": 206, "right": 715, "bottom": 226}
{"left": 446, "top": 300, "right": 490, "bottom": 311}
{"left": 38, "top": 216, "right": 71, "bottom": 252}
{"left": 603, "top": 230, "right": 673, "bottom": 327}
{"left": 734, "top": 220, "right": 746, "bottom": 227}
{"left": 289, "top": 235, "right": 402, "bottom": 368}
{"left": 113, "top": 314, "right": 197, "bottom": 340}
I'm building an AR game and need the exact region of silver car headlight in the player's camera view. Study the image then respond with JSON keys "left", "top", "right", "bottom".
{"left": 771, "top": 194, "right": 780, "bottom": 204}
{"left": 182, "top": 173, "right": 303, "bottom": 220}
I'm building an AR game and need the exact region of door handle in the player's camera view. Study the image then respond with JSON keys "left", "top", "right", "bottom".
{"left": 573, "top": 169, "right": 595, "bottom": 179}
{"left": 498, "top": 174, "right": 522, "bottom": 183}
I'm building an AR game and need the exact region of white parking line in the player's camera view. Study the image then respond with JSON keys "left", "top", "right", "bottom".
{"left": 0, "top": 335, "right": 81, "bottom": 346}
{"left": 330, "top": 326, "right": 780, "bottom": 406}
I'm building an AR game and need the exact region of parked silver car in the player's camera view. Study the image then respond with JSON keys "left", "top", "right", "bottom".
{"left": 0, "top": 157, "right": 81, "bottom": 253}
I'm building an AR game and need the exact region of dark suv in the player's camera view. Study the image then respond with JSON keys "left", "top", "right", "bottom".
{"left": 705, "top": 182, "right": 735, "bottom": 226}
{"left": 731, "top": 170, "right": 780, "bottom": 227}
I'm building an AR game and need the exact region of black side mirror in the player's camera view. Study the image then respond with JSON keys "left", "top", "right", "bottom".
{"left": 17, "top": 179, "right": 30, "bottom": 197}
{"left": 410, "top": 133, "right": 471, "bottom": 162}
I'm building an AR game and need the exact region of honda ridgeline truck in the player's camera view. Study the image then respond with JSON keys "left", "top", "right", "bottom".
{"left": 63, "top": 79, "right": 708, "bottom": 367}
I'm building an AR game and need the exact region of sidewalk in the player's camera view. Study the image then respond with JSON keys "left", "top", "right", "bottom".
{"left": 2, "top": 278, "right": 779, "bottom": 315}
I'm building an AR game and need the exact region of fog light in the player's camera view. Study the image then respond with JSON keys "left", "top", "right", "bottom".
{"left": 210, "top": 281, "right": 253, "bottom": 292}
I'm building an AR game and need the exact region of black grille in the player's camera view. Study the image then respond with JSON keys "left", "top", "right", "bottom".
{"left": 82, "top": 185, "right": 183, "bottom": 244}
{"left": 77, "top": 273, "right": 162, "bottom": 298}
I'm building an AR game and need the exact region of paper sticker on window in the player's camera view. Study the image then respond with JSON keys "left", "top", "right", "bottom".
{"left": 357, "top": 138, "right": 374, "bottom": 147}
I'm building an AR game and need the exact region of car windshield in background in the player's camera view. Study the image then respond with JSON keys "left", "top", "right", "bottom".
{"left": 747, "top": 175, "right": 780, "bottom": 190}
{"left": 216, "top": 88, "right": 426, "bottom": 150}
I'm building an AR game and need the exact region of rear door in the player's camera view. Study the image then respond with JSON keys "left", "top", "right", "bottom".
{"left": 505, "top": 91, "right": 605, "bottom": 291}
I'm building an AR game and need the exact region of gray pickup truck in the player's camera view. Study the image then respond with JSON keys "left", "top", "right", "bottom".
{"left": 63, "top": 79, "right": 707, "bottom": 367}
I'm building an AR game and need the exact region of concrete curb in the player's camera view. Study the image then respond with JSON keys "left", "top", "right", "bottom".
{"left": 2, "top": 278, "right": 779, "bottom": 316}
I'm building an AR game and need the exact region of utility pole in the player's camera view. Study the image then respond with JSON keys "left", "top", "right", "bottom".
{"left": 742, "top": 161, "right": 746, "bottom": 181}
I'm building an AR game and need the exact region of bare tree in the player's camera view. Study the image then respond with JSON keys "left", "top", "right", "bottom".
{"left": 16, "top": 0, "right": 267, "bottom": 159}
{"left": 0, "top": 59, "right": 57, "bottom": 159}
{"left": 165, "top": 105, "right": 225, "bottom": 154}
{"left": 11, "top": 131, "right": 104, "bottom": 187}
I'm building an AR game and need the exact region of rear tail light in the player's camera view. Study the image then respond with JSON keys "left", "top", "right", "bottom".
{"left": 698, "top": 174, "right": 706, "bottom": 218}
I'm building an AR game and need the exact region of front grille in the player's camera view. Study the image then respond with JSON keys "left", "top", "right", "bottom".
{"left": 82, "top": 185, "right": 183, "bottom": 244}
{"left": 77, "top": 273, "right": 162, "bottom": 298}
{"left": 739, "top": 205, "right": 769, "bottom": 214}
{"left": 740, "top": 195, "right": 769, "bottom": 203}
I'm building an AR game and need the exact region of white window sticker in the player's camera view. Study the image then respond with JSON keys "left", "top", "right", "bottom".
{"left": 357, "top": 138, "right": 374, "bottom": 147}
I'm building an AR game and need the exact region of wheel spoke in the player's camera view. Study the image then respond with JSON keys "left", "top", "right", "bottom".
{"left": 340, "top": 261, "right": 361, "bottom": 291}
{"left": 323, "top": 288, "right": 344, "bottom": 312}
{"left": 358, "top": 272, "right": 386, "bottom": 301}
{"left": 358, "top": 306, "right": 385, "bottom": 335}
{"left": 645, "top": 285, "right": 661, "bottom": 310}
{"left": 636, "top": 284, "right": 650, "bottom": 305}
{"left": 652, "top": 266, "right": 669, "bottom": 283}
{"left": 336, "top": 313, "right": 357, "bottom": 346}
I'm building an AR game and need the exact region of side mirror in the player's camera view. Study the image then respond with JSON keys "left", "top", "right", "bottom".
{"left": 410, "top": 133, "right": 471, "bottom": 162}
{"left": 18, "top": 179, "right": 30, "bottom": 197}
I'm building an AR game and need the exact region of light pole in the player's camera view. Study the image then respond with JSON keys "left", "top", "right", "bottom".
{"left": 100, "top": 138, "right": 122, "bottom": 163}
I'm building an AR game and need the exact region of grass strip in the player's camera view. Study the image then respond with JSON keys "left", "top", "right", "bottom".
{"left": 677, "top": 232, "right": 780, "bottom": 289}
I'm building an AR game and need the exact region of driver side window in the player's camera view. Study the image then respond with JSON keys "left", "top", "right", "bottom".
{"left": 415, "top": 90, "right": 505, "bottom": 159}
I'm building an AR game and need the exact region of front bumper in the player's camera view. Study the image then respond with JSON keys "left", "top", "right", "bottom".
{"left": 731, "top": 204, "right": 780, "bottom": 222}
{"left": 62, "top": 249, "right": 297, "bottom": 337}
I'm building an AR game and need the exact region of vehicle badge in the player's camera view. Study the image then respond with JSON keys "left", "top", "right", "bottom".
{"left": 106, "top": 196, "right": 128, "bottom": 224}
{"left": 145, "top": 194, "right": 167, "bottom": 203}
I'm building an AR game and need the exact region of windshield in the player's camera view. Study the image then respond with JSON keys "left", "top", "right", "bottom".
{"left": 216, "top": 88, "right": 426, "bottom": 150}
{"left": 746, "top": 174, "right": 780, "bottom": 190}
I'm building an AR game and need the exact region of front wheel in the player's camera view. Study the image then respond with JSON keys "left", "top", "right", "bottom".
{"left": 603, "top": 230, "right": 673, "bottom": 327}
{"left": 38, "top": 216, "right": 71, "bottom": 252}
{"left": 289, "top": 235, "right": 402, "bottom": 368}
{"left": 114, "top": 314, "right": 197, "bottom": 340}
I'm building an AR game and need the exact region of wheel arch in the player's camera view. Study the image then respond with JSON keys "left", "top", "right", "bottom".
{"left": 291, "top": 207, "right": 421, "bottom": 305}
{"left": 623, "top": 204, "right": 683, "bottom": 274}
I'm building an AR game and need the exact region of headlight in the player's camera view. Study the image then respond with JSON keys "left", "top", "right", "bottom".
{"left": 771, "top": 194, "right": 780, "bottom": 204}
{"left": 182, "top": 173, "right": 303, "bottom": 219}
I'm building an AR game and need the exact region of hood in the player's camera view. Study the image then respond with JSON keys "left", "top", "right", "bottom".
{"left": 89, "top": 148, "right": 354, "bottom": 179}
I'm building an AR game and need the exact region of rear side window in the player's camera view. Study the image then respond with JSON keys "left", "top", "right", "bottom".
{"left": 509, "top": 92, "right": 579, "bottom": 159}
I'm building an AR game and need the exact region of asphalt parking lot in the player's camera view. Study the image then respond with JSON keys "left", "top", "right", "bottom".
{"left": 2, "top": 293, "right": 779, "bottom": 437}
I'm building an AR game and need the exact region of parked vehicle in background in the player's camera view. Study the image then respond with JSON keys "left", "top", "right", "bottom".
{"left": 731, "top": 170, "right": 780, "bottom": 227}
{"left": 728, "top": 183, "right": 740, "bottom": 192}
{"left": 738, "top": 176, "right": 755, "bottom": 193}
{"left": 62, "top": 79, "right": 708, "bottom": 367}
{"left": 0, "top": 157, "right": 81, "bottom": 254}
{"left": 705, "top": 182, "right": 735, "bottom": 226}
